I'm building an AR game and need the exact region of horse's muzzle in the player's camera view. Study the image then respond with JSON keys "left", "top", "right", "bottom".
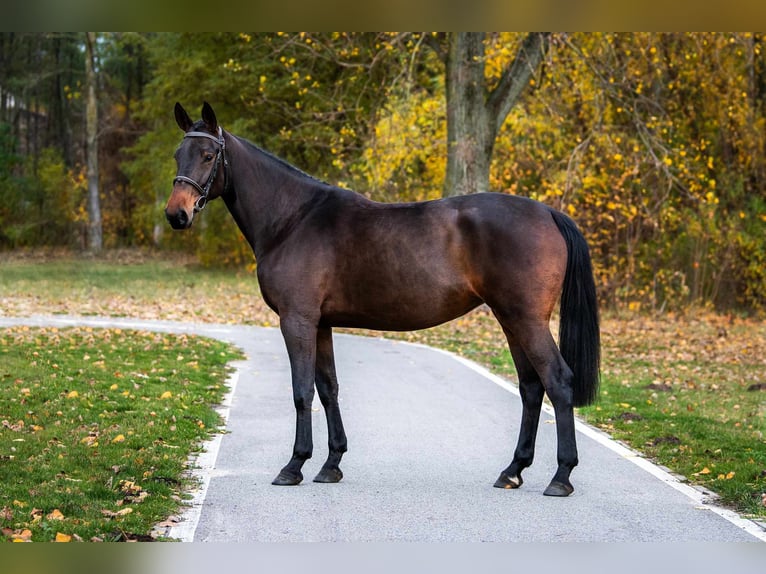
{"left": 165, "top": 207, "right": 192, "bottom": 230}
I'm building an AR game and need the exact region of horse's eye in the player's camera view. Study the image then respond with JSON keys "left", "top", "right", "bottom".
{"left": 204, "top": 154, "right": 214, "bottom": 162}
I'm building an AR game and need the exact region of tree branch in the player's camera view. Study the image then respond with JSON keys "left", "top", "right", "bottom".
{"left": 487, "top": 32, "right": 551, "bottom": 135}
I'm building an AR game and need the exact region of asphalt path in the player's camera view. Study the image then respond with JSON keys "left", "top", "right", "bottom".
{"left": 1, "top": 315, "right": 764, "bottom": 543}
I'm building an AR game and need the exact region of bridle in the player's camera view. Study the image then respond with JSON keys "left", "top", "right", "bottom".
{"left": 173, "top": 126, "right": 229, "bottom": 213}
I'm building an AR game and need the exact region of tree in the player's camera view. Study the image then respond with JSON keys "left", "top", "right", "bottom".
{"left": 436, "top": 32, "right": 550, "bottom": 197}
{"left": 85, "top": 32, "right": 102, "bottom": 252}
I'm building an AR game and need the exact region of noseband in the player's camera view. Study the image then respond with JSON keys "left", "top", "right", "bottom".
{"left": 173, "top": 126, "right": 229, "bottom": 213}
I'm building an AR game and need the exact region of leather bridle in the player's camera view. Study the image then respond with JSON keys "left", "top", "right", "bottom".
{"left": 173, "top": 126, "right": 229, "bottom": 213}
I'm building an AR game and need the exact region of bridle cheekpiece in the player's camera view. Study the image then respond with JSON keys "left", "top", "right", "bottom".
{"left": 173, "top": 126, "right": 229, "bottom": 213}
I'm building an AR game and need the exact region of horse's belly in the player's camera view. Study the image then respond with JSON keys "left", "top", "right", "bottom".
{"left": 321, "top": 284, "right": 482, "bottom": 331}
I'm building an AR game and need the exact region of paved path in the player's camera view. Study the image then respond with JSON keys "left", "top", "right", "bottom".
{"left": 1, "top": 315, "right": 763, "bottom": 542}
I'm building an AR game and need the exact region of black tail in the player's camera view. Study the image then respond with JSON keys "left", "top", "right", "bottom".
{"left": 549, "top": 209, "right": 601, "bottom": 407}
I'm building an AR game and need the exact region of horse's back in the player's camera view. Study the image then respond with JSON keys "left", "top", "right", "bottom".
{"left": 311, "top": 191, "right": 567, "bottom": 330}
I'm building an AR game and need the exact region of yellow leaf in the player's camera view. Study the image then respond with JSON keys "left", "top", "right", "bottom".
{"left": 12, "top": 529, "right": 33, "bottom": 542}
{"left": 47, "top": 509, "right": 65, "bottom": 521}
{"left": 80, "top": 435, "right": 98, "bottom": 447}
{"left": 110, "top": 384, "right": 119, "bottom": 391}
{"left": 699, "top": 467, "right": 711, "bottom": 475}
{"left": 55, "top": 532, "right": 72, "bottom": 542}
{"left": 112, "top": 434, "right": 125, "bottom": 444}
{"left": 159, "top": 391, "right": 172, "bottom": 400}
{"left": 67, "top": 390, "right": 79, "bottom": 399}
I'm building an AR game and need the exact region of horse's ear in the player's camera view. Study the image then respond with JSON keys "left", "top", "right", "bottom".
{"left": 174, "top": 102, "right": 193, "bottom": 132}
{"left": 201, "top": 102, "right": 218, "bottom": 132}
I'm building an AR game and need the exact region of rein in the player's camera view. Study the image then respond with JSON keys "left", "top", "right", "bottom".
{"left": 173, "top": 126, "right": 229, "bottom": 213}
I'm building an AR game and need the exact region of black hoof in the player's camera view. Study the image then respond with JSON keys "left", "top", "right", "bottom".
{"left": 493, "top": 472, "right": 523, "bottom": 489}
{"left": 543, "top": 480, "right": 573, "bottom": 497}
{"left": 313, "top": 467, "right": 343, "bottom": 483}
{"left": 272, "top": 470, "right": 303, "bottom": 486}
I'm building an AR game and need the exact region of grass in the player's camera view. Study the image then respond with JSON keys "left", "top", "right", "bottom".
{"left": 0, "top": 251, "right": 267, "bottom": 325}
{"left": 0, "top": 325, "right": 242, "bottom": 541}
{"left": 1, "top": 250, "right": 765, "bottom": 522}
{"left": 578, "top": 316, "right": 766, "bottom": 518}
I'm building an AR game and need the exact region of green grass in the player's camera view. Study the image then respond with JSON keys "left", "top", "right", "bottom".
{"left": 579, "top": 369, "right": 765, "bottom": 517}
{"left": 576, "top": 318, "right": 766, "bottom": 518}
{"left": 0, "top": 254, "right": 268, "bottom": 324}
{"left": 0, "top": 325, "right": 243, "bottom": 542}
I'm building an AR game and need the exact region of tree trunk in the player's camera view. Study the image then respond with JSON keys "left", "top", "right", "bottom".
{"left": 443, "top": 33, "right": 494, "bottom": 197}
{"left": 442, "top": 32, "right": 550, "bottom": 198}
{"left": 85, "top": 32, "right": 102, "bottom": 252}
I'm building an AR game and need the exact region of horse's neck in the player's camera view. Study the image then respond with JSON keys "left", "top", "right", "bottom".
{"left": 225, "top": 137, "right": 321, "bottom": 260}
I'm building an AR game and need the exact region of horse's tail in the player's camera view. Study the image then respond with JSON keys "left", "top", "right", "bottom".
{"left": 549, "top": 209, "right": 601, "bottom": 407}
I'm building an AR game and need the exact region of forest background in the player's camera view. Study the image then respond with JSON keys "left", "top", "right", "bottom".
{"left": 1, "top": 32, "right": 765, "bottom": 314}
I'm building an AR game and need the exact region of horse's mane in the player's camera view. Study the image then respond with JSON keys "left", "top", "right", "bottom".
{"left": 188, "top": 119, "right": 333, "bottom": 188}
{"left": 243, "top": 138, "right": 329, "bottom": 186}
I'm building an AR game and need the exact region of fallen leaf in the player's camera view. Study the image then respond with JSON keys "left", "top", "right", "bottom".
{"left": 101, "top": 507, "right": 133, "bottom": 518}
{"left": 159, "top": 391, "right": 172, "bottom": 399}
{"left": 55, "top": 532, "right": 72, "bottom": 542}
{"left": 66, "top": 390, "right": 79, "bottom": 399}
{"left": 12, "top": 528, "right": 33, "bottom": 542}
{"left": 112, "top": 434, "right": 125, "bottom": 443}
{"left": 47, "top": 509, "right": 65, "bottom": 521}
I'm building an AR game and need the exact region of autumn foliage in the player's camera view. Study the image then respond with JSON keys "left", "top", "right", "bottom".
{"left": 1, "top": 33, "right": 765, "bottom": 312}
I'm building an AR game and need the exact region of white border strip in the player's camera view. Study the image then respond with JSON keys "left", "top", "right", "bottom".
{"left": 417, "top": 342, "right": 766, "bottom": 543}
{"left": 163, "top": 362, "right": 245, "bottom": 541}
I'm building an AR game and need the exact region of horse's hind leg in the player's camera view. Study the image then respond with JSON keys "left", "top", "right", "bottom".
{"left": 494, "top": 336, "right": 545, "bottom": 490}
{"left": 313, "top": 326, "right": 348, "bottom": 483}
{"left": 496, "top": 317, "right": 579, "bottom": 496}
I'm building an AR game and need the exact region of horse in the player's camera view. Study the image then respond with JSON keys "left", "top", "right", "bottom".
{"left": 165, "top": 102, "right": 600, "bottom": 497}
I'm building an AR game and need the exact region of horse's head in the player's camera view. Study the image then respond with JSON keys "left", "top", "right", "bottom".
{"left": 165, "top": 102, "right": 229, "bottom": 229}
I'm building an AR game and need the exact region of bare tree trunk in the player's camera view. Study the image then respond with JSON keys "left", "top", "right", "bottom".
{"left": 444, "top": 33, "right": 493, "bottom": 196}
{"left": 85, "top": 32, "right": 102, "bottom": 252}
{"left": 442, "top": 32, "right": 550, "bottom": 198}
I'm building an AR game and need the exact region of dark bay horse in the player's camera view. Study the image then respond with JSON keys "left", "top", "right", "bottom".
{"left": 165, "top": 102, "right": 600, "bottom": 496}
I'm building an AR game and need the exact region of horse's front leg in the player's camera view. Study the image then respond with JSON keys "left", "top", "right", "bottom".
{"left": 313, "top": 326, "right": 347, "bottom": 483}
{"left": 272, "top": 314, "right": 318, "bottom": 486}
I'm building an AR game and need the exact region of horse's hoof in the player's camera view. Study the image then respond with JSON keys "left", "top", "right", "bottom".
{"left": 543, "top": 480, "right": 573, "bottom": 497}
{"left": 272, "top": 471, "right": 303, "bottom": 486}
{"left": 493, "top": 472, "right": 523, "bottom": 489}
{"left": 313, "top": 467, "right": 343, "bottom": 483}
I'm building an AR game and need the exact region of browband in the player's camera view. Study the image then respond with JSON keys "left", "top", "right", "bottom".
{"left": 184, "top": 128, "right": 224, "bottom": 144}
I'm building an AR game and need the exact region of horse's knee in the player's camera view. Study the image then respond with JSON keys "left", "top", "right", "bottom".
{"left": 293, "top": 393, "right": 313, "bottom": 412}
